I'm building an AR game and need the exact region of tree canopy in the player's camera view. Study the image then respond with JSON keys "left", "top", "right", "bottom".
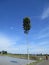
{"left": 23, "top": 17, "right": 31, "bottom": 34}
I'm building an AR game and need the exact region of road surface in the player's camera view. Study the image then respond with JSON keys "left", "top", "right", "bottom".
{"left": 0, "top": 56, "right": 35, "bottom": 65}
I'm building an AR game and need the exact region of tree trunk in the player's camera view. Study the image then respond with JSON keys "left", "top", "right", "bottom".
{"left": 26, "top": 34, "right": 29, "bottom": 64}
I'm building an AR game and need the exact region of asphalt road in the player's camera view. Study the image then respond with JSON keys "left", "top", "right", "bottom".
{"left": 0, "top": 56, "right": 35, "bottom": 65}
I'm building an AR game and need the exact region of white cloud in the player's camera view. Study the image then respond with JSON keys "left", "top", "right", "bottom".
{"left": 28, "top": 40, "right": 49, "bottom": 54}
{"left": 37, "top": 33, "right": 49, "bottom": 40}
{"left": 0, "top": 33, "right": 18, "bottom": 52}
{"left": 0, "top": 33, "right": 27, "bottom": 54}
{"left": 29, "top": 26, "right": 49, "bottom": 54}
{"left": 7, "top": 44, "right": 27, "bottom": 54}
{"left": 0, "top": 35, "right": 11, "bottom": 51}
{"left": 41, "top": 7, "right": 49, "bottom": 19}
{"left": 34, "top": 26, "right": 49, "bottom": 40}
{"left": 0, "top": 30, "right": 49, "bottom": 54}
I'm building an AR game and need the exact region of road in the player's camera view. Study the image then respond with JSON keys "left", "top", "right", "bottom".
{"left": 36, "top": 60, "right": 49, "bottom": 65}
{"left": 0, "top": 56, "right": 35, "bottom": 65}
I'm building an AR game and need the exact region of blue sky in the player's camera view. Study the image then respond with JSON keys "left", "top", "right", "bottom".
{"left": 0, "top": 0, "right": 49, "bottom": 54}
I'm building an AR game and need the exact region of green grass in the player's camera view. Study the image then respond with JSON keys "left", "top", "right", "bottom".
{"left": 0, "top": 53, "right": 48, "bottom": 60}
{"left": 28, "top": 60, "right": 44, "bottom": 65}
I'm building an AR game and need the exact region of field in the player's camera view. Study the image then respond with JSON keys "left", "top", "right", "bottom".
{"left": 0, "top": 53, "right": 48, "bottom": 60}
{"left": 0, "top": 53, "right": 49, "bottom": 65}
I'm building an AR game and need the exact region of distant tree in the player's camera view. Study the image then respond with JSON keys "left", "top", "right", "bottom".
{"left": 0, "top": 52, "right": 1, "bottom": 54}
{"left": 23, "top": 17, "right": 31, "bottom": 64}
{"left": 2, "top": 50, "right": 7, "bottom": 54}
{"left": 5, "top": 51, "right": 7, "bottom": 54}
{"left": 23, "top": 17, "right": 31, "bottom": 34}
{"left": 2, "top": 50, "right": 4, "bottom": 54}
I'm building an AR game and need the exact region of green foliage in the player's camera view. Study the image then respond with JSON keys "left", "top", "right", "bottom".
{"left": 28, "top": 59, "right": 43, "bottom": 65}
{"left": 23, "top": 17, "right": 31, "bottom": 34}
{"left": 2, "top": 50, "right": 7, "bottom": 54}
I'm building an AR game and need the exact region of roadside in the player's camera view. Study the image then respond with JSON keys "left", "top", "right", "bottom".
{"left": 36, "top": 60, "right": 49, "bottom": 65}
{"left": 0, "top": 54, "right": 49, "bottom": 65}
{"left": 28, "top": 55, "right": 49, "bottom": 65}
{"left": 29, "top": 59, "right": 49, "bottom": 65}
{"left": 28, "top": 59, "right": 44, "bottom": 65}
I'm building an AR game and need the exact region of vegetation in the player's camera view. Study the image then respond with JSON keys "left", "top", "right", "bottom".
{"left": 0, "top": 53, "right": 48, "bottom": 60}
{"left": 23, "top": 17, "right": 31, "bottom": 34}
{"left": 28, "top": 60, "right": 43, "bottom": 65}
{"left": 0, "top": 50, "right": 7, "bottom": 54}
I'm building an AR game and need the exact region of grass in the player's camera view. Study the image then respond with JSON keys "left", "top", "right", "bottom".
{"left": 28, "top": 59, "right": 44, "bottom": 65}
{"left": 0, "top": 54, "right": 47, "bottom": 60}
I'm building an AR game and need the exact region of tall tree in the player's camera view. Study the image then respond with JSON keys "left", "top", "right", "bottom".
{"left": 23, "top": 17, "right": 31, "bottom": 64}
